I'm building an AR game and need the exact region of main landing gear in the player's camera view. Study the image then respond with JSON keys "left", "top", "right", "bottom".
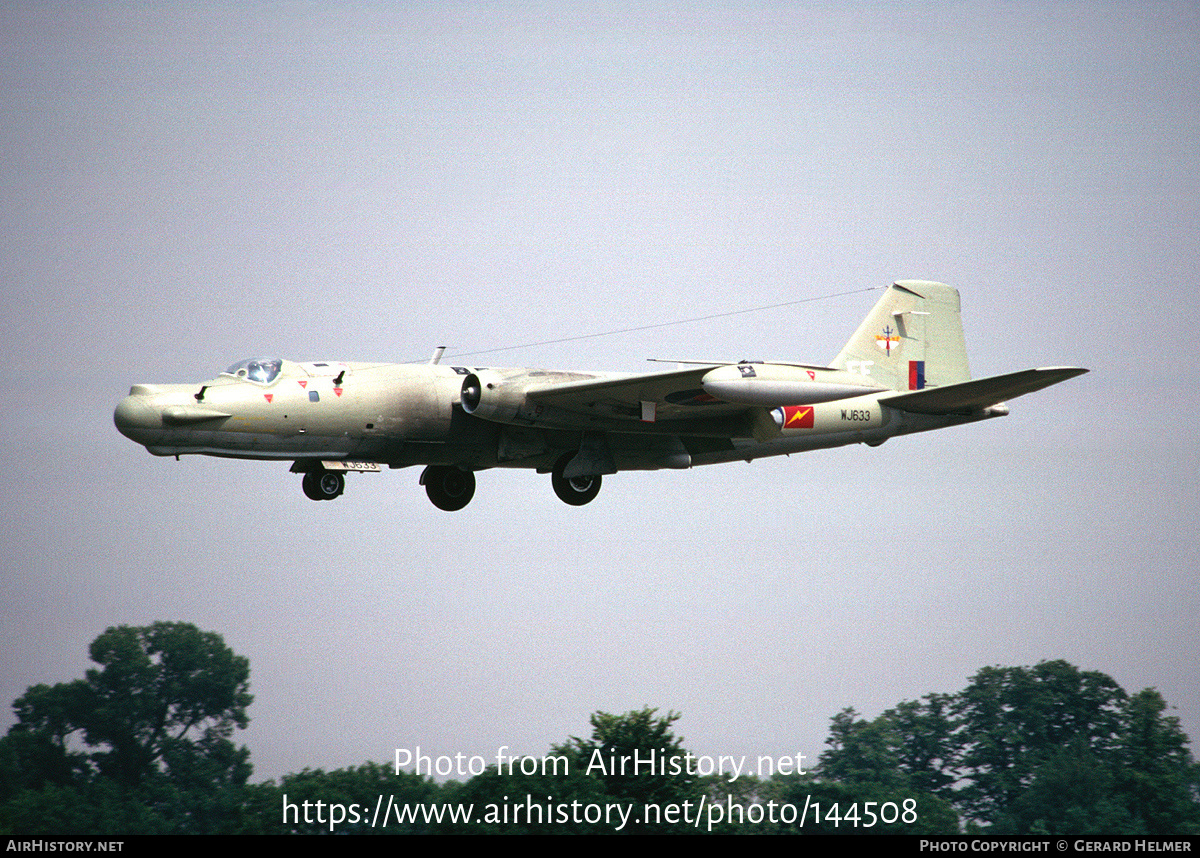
{"left": 420, "top": 465, "right": 476, "bottom": 512}
{"left": 416, "top": 457, "right": 601, "bottom": 511}
{"left": 551, "top": 453, "right": 602, "bottom": 506}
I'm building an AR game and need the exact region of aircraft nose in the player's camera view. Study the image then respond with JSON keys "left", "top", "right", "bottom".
{"left": 113, "top": 392, "right": 160, "bottom": 440}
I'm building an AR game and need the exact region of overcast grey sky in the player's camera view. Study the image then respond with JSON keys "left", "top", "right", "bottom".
{"left": 2, "top": 1, "right": 1197, "bottom": 785}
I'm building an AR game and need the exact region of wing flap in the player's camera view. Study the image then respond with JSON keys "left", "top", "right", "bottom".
{"left": 882, "top": 367, "right": 1088, "bottom": 414}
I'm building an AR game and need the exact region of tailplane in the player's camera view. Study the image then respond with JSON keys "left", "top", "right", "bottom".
{"left": 831, "top": 281, "right": 970, "bottom": 392}
{"left": 883, "top": 366, "right": 1088, "bottom": 414}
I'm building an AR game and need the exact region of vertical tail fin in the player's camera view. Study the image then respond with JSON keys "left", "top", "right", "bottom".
{"left": 831, "top": 281, "right": 971, "bottom": 391}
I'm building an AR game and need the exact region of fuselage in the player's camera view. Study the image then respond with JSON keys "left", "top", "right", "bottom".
{"left": 112, "top": 352, "right": 998, "bottom": 480}
{"left": 112, "top": 283, "right": 1081, "bottom": 509}
{"left": 115, "top": 358, "right": 474, "bottom": 464}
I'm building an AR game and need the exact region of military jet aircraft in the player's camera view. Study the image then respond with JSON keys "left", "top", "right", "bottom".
{"left": 114, "top": 281, "right": 1086, "bottom": 510}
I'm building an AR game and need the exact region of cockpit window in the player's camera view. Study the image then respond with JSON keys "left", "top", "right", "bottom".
{"left": 222, "top": 357, "right": 283, "bottom": 385}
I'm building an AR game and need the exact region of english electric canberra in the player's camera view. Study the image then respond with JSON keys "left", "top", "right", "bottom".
{"left": 114, "top": 282, "right": 1086, "bottom": 510}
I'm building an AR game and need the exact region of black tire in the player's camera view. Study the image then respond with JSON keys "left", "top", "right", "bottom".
{"left": 422, "top": 465, "right": 476, "bottom": 511}
{"left": 302, "top": 470, "right": 344, "bottom": 501}
{"left": 551, "top": 454, "right": 602, "bottom": 506}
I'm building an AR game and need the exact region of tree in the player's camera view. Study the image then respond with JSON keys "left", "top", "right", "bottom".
{"left": 437, "top": 758, "right": 611, "bottom": 834}
{"left": 813, "top": 660, "right": 1199, "bottom": 835}
{"left": 440, "top": 708, "right": 704, "bottom": 834}
{"left": 1114, "top": 688, "right": 1200, "bottom": 834}
{"left": 1004, "top": 738, "right": 1132, "bottom": 835}
{"left": 767, "top": 774, "right": 961, "bottom": 835}
{"left": 2, "top": 682, "right": 92, "bottom": 792}
{"left": 818, "top": 696, "right": 960, "bottom": 799}
{"left": 819, "top": 707, "right": 906, "bottom": 790}
{"left": 953, "top": 660, "right": 1126, "bottom": 825}
{"left": 798, "top": 705, "right": 960, "bottom": 834}
{"left": 884, "top": 693, "right": 960, "bottom": 799}
{"left": 554, "top": 707, "right": 699, "bottom": 810}
{"left": 1, "top": 622, "right": 253, "bottom": 834}
{"left": 244, "top": 761, "right": 443, "bottom": 834}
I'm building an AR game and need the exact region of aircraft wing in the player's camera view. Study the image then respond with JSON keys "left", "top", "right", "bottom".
{"left": 881, "top": 366, "right": 1088, "bottom": 415}
{"left": 525, "top": 365, "right": 751, "bottom": 425}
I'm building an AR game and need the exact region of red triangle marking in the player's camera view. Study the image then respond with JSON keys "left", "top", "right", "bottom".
{"left": 297, "top": 380, "right": 307, "bottom": 388}
{"left": 264, "top": 394, "right": 273, "bottom": 403}
{"left": 807, "top": 370, "right": 816, "bottom": 380}
{"left": 333, "top": 387, "right": 343, "bottom": 397}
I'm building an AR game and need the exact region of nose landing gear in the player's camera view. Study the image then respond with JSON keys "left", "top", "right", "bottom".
{"left": 302, "top": 469, "right": 345, "bottom": 501}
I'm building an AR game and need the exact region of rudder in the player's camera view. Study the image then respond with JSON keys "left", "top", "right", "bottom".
{"left": 830, "top": 281, "right": 971, "bottom": 391}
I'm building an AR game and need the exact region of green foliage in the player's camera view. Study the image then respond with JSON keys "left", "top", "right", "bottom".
{"left": 807, "top": 703, "right": 961, "bottom": 834}
{"left": 999, "top": 738, "right": 1132, "bottom": 835}
{"left": 5, "top": 630, "right": 1196, "bottom": 837}
{"left": 437, "top": 758, "right": 612, "bottom": 834}
{"left": 886, "top": 693, "right": 959, "bottom": 798}
{"left": 815, "top": 660, "right": 1200, "bottom": 835}
{"left": 245, "top": 762, "right": 443, "bottom": 834}
{"left": 82, "top": 623, "right": 251, "bottom": 784}
{"left": 820, "top": 707, "right": 907, "bottom": 789}
{"left": 1114, "top": 688, "right": 1200, "bottom": 834}
{"left": 953, "top": 660, "right": 1126, "bottom": 824}
{"left": 554, "top": 708, "right": 699, "bottom": 807}
{"left": 1, "top": 622, "right": 254, "bottom": 834}
{"left": 440, "top": 707, "right": 704, "bottom": 834}
{"left": 1, "top": 683, "right": 92, "bottom": 791}
{"left": 767, "top": 775, "right": 960, "bottom": 834}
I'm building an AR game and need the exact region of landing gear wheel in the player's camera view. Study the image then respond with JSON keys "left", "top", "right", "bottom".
{"left": 551, "top": 453, "right": 602, "bottom": 506}
{"left": 421, "top": 465, "right": 476, "bottom": 511}
{"left": 302, "top": 470, "right": 344, "bottom": 501}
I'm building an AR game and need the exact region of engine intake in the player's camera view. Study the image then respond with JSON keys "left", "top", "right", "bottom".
{"left": 460, "top": 371, "right": 532, "bottom": 423}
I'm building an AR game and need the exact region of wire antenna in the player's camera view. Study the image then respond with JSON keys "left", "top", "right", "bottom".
{"left": 415, "top": 285, "right": 883, "bottom": 363}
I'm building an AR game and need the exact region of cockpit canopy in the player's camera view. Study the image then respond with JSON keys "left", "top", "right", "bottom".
{"left": 222, "top": 357, "right": 283, "bottom": 385}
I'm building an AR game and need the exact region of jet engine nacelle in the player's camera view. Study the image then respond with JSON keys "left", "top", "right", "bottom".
{"left": 460, "top": 370, "right": 538, "bottom": 423}
{"left": 701, "top": 363, "right": 884, "bottom": 406}
{"left": 461, "top": 369, "right": 648, "bottom": 431}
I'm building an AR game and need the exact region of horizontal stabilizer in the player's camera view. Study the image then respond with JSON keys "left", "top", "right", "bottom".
{"left": 882, "top": 367, "right": 1088, "bottom": 415}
